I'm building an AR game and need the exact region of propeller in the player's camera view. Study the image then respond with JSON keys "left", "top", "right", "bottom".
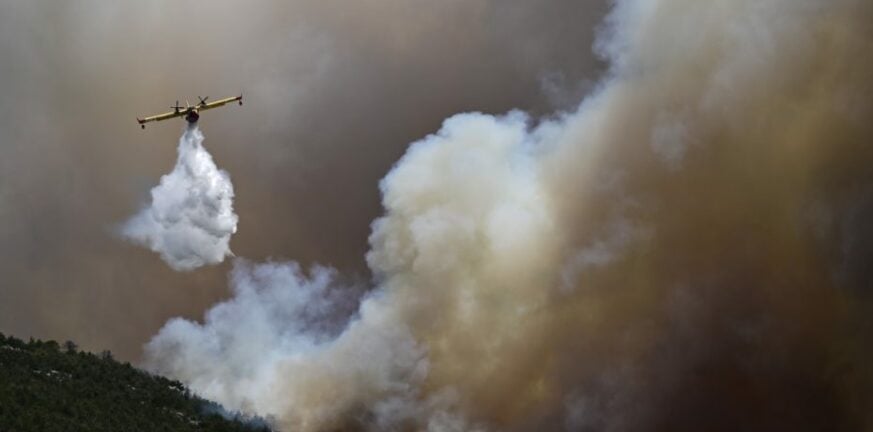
{"left": 198, "top": 96, "right": 209, "bottom": 105}
{"left": 170, "top": 100, "right": 182, "bottom": 111}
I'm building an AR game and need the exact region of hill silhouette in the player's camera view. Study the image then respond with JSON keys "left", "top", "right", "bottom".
{"left": 0, "top": 333, "right": 271, "bottom": 432}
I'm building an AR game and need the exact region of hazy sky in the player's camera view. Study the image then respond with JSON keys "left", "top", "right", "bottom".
{"left": 0, "top": 1, "right": 606, "bottom": 361}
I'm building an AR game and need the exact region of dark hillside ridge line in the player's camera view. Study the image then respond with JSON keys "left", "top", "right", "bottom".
{"left": 0, "top": 332, "right": 271, "bottom": 432}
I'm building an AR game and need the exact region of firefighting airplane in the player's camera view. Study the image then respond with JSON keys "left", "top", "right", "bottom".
{"left": 137, "top": 94, "right": 242, "bottom": 129}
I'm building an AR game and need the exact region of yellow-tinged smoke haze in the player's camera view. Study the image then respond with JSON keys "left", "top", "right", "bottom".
{"left": 143, "top": 0, "right": 873, "bottom": 431}
{"left": 0, "top": 0, "right": 870, "bottom": 429}
{"left": 0, "top": 0, "right": 606, "bottom": 360}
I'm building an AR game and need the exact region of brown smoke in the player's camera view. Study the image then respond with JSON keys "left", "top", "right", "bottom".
{"left": 0, "top": 0, "right": 605, "bottom": 360}
{"left": 145, "top": 0, "right": 873, "bottom": 430}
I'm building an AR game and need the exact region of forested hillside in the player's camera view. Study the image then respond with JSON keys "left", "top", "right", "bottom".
{"left": 0, "top": 333, "right": 270, "bottom": 432}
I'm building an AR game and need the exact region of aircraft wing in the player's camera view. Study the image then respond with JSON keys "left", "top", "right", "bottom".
{"left": 137, "top": 94, "right": 242, "bottom": 128}
{"left": 199, "top": 95, "right": 243, "bottom": 111}
{"left": 137, "top": 110, "right": 184, "bottom": 125}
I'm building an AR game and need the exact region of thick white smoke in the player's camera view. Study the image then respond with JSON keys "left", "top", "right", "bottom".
{"left": 147, "top": 112, "right": 550, "bottom": 431}
{"left": 146, "top": 0, "right": 873, "bottom": 430}
{"left": 122, "top": 127, "right": 238, "bottom": 271}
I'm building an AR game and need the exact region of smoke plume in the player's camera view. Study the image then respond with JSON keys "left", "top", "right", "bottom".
{"left": 0, "top": 0, "right": 606, "bottom": 360}
{"left": 145, "top": 0, "right": 873, "bottom": 430}
{"left": 122, "top": 127, "right": 237, "bottom": 271}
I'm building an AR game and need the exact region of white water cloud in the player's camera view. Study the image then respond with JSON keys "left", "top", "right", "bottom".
{"left": 122, "top": 127, "right": 237, "bottom": 271}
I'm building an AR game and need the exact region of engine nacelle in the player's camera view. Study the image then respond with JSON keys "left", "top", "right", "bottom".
{"left": 185, "top": 110, "right": 200, "bottom": 124}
